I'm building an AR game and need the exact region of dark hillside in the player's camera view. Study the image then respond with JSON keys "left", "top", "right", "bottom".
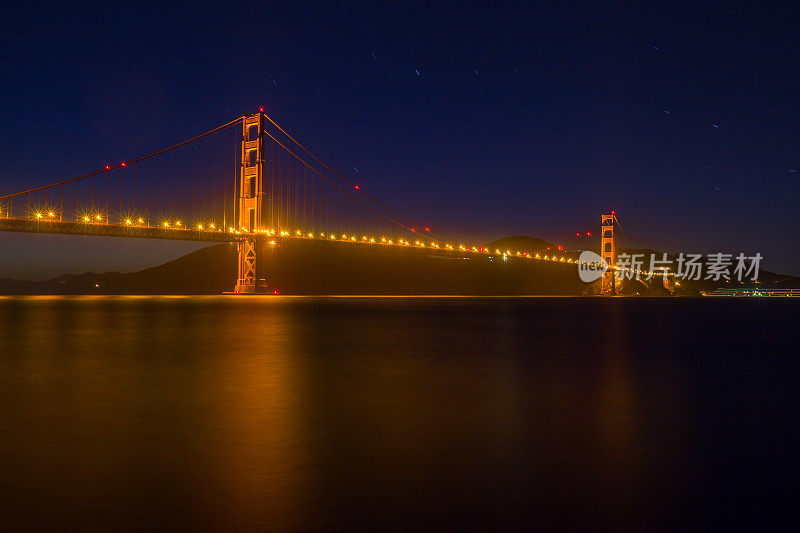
{"left": 2, "top": 237, "right": 795, "bottom": 295}
{"left": 0, "top": 239, "right": 586, "bottom": 295}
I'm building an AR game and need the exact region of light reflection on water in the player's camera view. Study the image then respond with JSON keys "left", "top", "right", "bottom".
{"left": 0, "top": 296, "right": 797, "bottom": 529}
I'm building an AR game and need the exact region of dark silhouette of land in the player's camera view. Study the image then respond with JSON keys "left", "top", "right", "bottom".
{"left": 0, "top": 238, "right": 583, "bottom": 295}
{"left": 1, "top": 237, "right": 797, "bottom": 295}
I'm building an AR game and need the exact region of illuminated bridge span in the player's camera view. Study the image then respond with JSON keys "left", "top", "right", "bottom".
{"left": 0, "top": 110, "right": 603, "bottom": 293}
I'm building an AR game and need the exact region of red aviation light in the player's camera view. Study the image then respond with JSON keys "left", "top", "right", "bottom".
{"left": 425, "top": 227, "right": 430, "bottom": 232}
{"left": 121, "top": 162, "right": 126, "bottom": 167}
{"left": 576, "top": 232, "right": 580, "bottom": 237}
{"left": 587, "top": 232, "right": 592, "bottom": 236}
{"left": 558, "top": 245, "right": 563, "bottom": 250}
{"left": 354, "top": 185, "right": 360, "bottom": 190}
{"left": 105, "top": 165, "right": 110, "bottom": 170}
{"left": 272, "top": 289, "right": 280, "bottom": 295}
{"left": 259, "top": 107, "right": 264, "bottom": 113}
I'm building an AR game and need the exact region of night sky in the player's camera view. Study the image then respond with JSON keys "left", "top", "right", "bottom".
{"left": 1, "top": 2, "right": 798, "bottom": 279}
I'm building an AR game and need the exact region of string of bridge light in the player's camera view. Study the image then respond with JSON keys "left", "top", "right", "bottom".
{"left": 17, "top": 208, "right": 576, "bottom": 256}
{"left": 17, "top": 210, "right": 671, "bottom": 277}
{"left": 5, "top": 206, "right": 595, "bottom": 262}
{"left": 17, "top": 209, "right": 612, "bottom": 269}
{"left": 14, "top": 181, "right": 614, "bottom": 265}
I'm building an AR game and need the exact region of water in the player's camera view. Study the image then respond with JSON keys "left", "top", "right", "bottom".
{"left": 0, "top": 296, "right": 797, "bottom": 530}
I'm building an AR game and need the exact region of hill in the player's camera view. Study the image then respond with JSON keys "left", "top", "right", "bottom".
{"left": 0, "top": 244, "right": 237, "bottom": 295}
{"left": 0, "top": 238, "right": 586, "bottom": 295}
{"left": 2, "top": 237, "right": 796, "bottom": 295}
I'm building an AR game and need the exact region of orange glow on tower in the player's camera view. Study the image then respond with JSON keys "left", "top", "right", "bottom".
{"left": 601, "top": 213, "right": 616, "bottom": 294}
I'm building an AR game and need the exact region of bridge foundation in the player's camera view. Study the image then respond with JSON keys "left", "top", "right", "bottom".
{"left": 235, "top": 236, "right": 268, "bottom": 294}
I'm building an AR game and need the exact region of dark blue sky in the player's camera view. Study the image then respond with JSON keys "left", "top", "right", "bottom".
{"left": 1, "top": 2, "right": 798, "bottom": 278}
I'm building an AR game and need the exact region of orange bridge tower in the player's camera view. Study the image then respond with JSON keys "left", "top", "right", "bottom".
{"left": 234, "top": 112, "right": 268, "bottom": 294}
{"left": 601, "top": 212, "right": 616, "bottom": 294}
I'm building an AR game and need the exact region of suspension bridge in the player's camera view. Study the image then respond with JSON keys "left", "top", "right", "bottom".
{"left": 0, "top": 110, "right": 611, "bottom": 293}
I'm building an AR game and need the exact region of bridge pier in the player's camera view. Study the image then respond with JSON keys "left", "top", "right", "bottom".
{"left": 235, "top": 236, "right": 268, "bottom": 294}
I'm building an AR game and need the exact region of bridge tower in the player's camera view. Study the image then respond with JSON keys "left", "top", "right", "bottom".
{"left": 601, "top": 212, "right": 616, "bottom": 294}
{"left": 234, "top": 112, "right": 268, "bottom": 294}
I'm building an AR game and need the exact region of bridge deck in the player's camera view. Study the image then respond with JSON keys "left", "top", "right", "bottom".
{"left": 0, "top": 218, "right": 245, "bottom": 243}
{"left": 0, "top": 217, "right": 586, "bottom": 269}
